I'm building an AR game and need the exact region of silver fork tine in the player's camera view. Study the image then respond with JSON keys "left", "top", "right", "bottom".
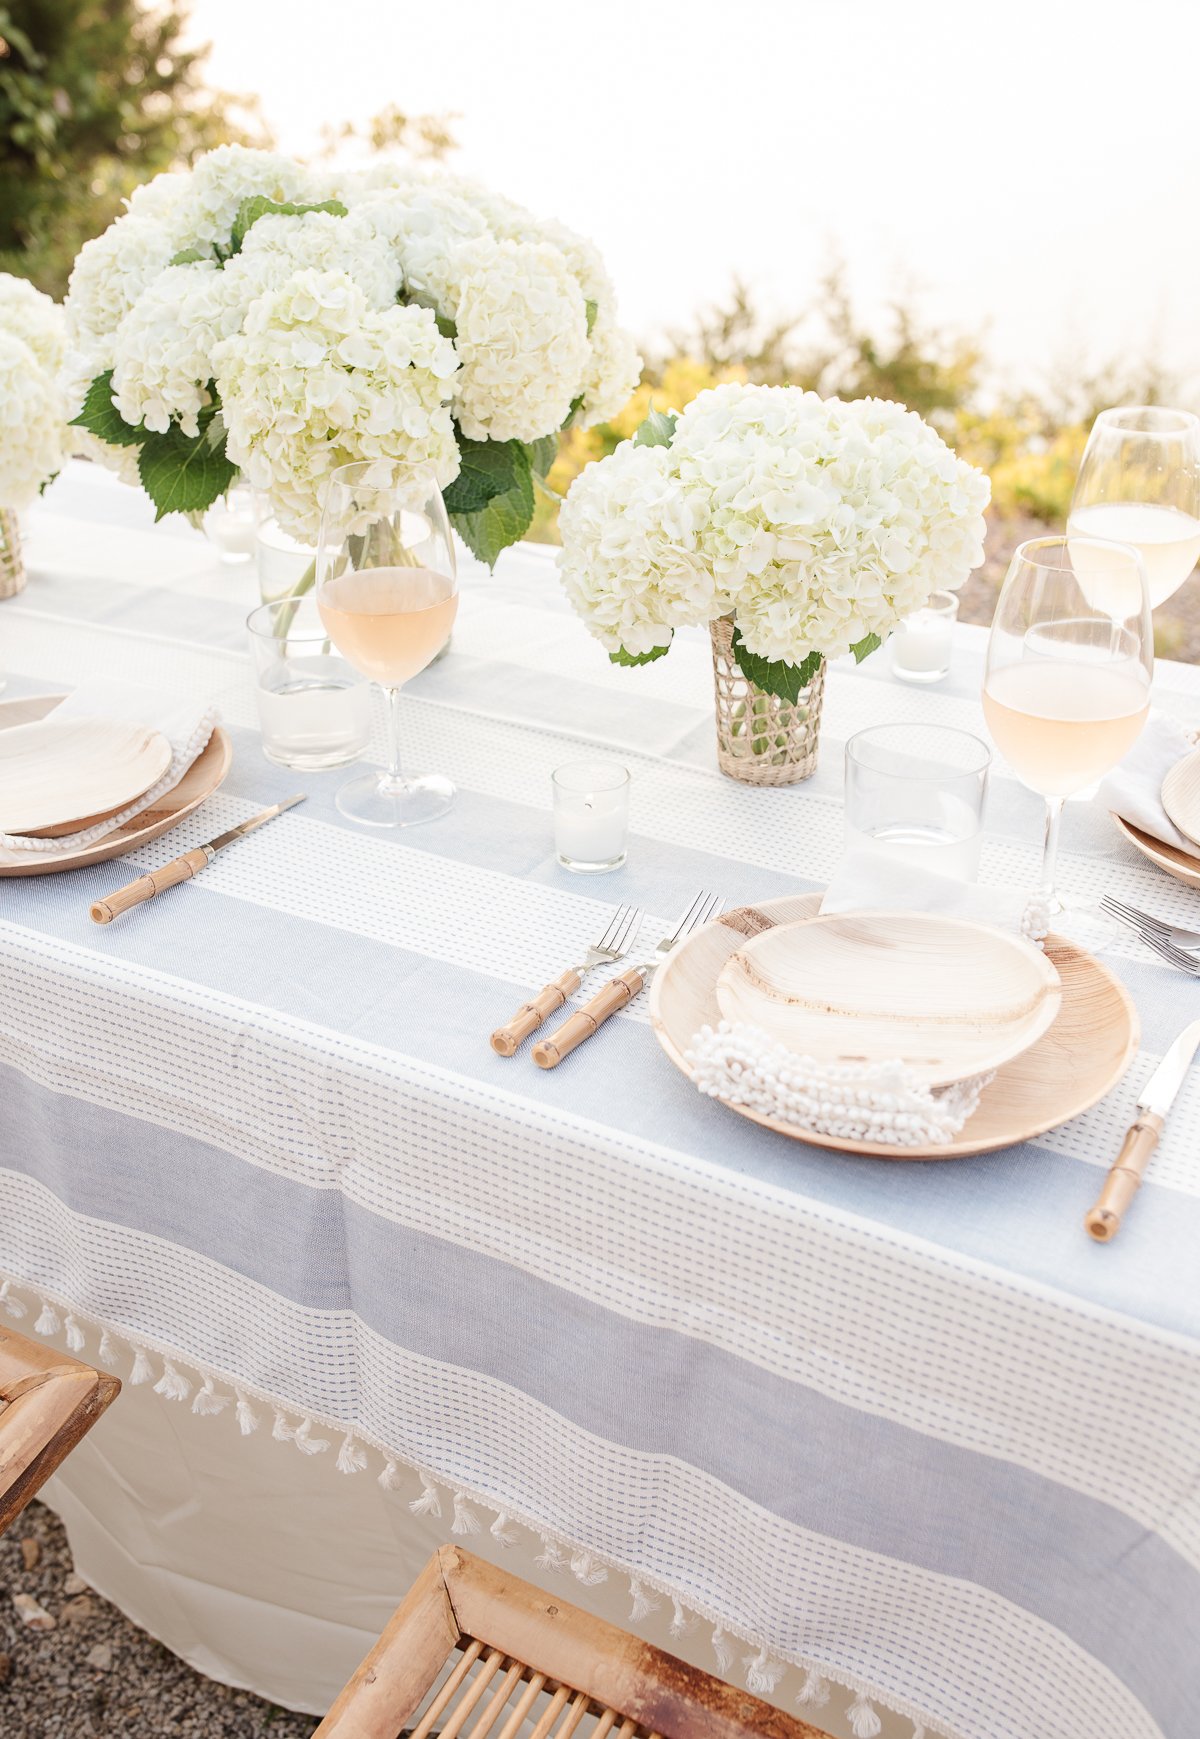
{"left": 1102, "top": 895, "right": 1170, "bottom": 934}
{"left": 667, "top": 889, "right": 710, "bottom": 943}
{"left": 1108, "top": 906, "right": 1200, "bottom": 972}
{"left": 595, "top": 903, "right": 631, "bottom": 952}
{"left": 611, "top": 904, "right": 643, "bottom": 955}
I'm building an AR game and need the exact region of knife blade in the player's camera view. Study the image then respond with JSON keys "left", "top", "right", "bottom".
{"left": 89, "top": 794, "right": 306, "bottom": 925}
{"left": 1084, "top": 1017, "right": 1200, "bottom": 1242}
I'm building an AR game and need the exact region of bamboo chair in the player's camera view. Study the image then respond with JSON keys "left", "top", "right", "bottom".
{"left": 0, "top": 1324, "right": 120, "bottom": 1536}
{"left": 315, "top": 1546, "right": 832, "bottom": 1739}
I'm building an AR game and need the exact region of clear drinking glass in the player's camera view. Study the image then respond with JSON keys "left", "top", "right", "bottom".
{"left": 552, "top": 762, "right": 631, "bottom": 873}
{"left": 247, "top": 596, "right": 372, "bottom": 771}
{"left": 1067, "top": 407, "right": 1200, "bottom": 608}
{"left": 316, "top": 461, "right": 458, "bottom": 828}
{"left": 890, "top": 590, "right": 959, "bottom": 684}
{"left": 255, "top": 515, "right": 317, "bottom": 604}
{"left": 982, "top": 535, "right": 1152, "bottom": 918}
{"left": 844, "top": 724, "right": 991, "bottom": 882}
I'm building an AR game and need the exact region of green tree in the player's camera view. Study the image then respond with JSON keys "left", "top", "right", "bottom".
{"left": 0, "top": 0, "right": 263, "bottom": 296}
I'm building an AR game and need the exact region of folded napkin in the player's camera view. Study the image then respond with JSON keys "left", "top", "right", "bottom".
{"left": 1097, "top": 710, "right": 1198, "bottom": 858}
{"left": 686, "top": 852, "right": 1049, "bottom": 1148}
{"left": 2, "top": 679, "right": 218, "bottom": 855}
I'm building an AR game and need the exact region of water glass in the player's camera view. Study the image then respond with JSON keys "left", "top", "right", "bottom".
{"left": 844, "top": 724, "right": 991, "bottom": 882}
{"left": 255, "top": 515, "right": 317, "bottom": 604}
{"left": 247, "top": 597, "right": 372, "bottom": 771}
{"left": 553, "top": 762, "right": 630, "bottom": 873}
{"left": 890, "top": 590, "right": 958, "bottom": 684}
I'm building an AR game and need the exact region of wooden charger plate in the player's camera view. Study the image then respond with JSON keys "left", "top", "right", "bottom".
{"left": 0, "top": 695, "right": 232, "bottom": 877}
{"left": 1161, "top": 746, "right": 1200, "bottom": 851}
{"left": 1111, "top": 812, "right": 1200, "bottom": 891}
{"left": 649, "top": 893, "right": 1138, "bottom": 1160}
{"left": 0, "top": 715, "right": 171, "bottom": 837}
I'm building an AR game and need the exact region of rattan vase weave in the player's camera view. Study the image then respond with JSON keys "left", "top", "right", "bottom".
{"left": 709, "top": 616, "right": 825, "bottom": 785}
{"left": 0, "top": 510, "right": 25, "bottom": 600}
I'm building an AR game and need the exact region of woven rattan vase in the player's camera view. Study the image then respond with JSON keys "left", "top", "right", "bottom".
{"left": 709, "top": 616, "right": 825, "bottom": 785}
{"left": 0, "top": 509, "right": 25, "bottom": 600}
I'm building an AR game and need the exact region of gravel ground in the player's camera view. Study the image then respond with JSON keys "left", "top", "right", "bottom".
{"left": 0, "top": 1501, "right": 317, "bottom": 1737}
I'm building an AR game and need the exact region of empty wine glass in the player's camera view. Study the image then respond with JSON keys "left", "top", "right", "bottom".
{"left": 1067, "top": 407, "right": 1200, "bottom": 608}
{"left": 316, "top": 461, "right": 458, "bottom": 828}
{"left": 983, "top": 536, "right": 1152, "bottom": 926}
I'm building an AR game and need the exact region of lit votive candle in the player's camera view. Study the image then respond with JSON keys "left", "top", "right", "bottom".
{"left": 891, "top": 590, "right": 958, "bottom": 684}
{"left": 553, "top": 761, "right": 630, "bottom": 873}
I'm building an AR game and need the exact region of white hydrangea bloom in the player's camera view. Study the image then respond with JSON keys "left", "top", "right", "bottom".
{"left": 557, "top": 441, "right": 719, "bottom": 656}
{"left": 64, "top": 211, "right": 176, "bottom": 383}
{"left": 213, "top": 268, "right": 460, "bottom": 541}
{"left": 0, "top": 333, "right": 67, "bottom": 509}
{"left": 68, "top": 428, "right": 142, "bottom": 488}
{"left": 0, "top": 273, "right": 66, "bottom": 373}
{"left": 452, "top": 237, "right": 589, "bottom": 442}
{"left": 110, "top": 263, "right": 235, "bottom": 436}
{"left": 162, "top": 145, "right": 315, "bottom": 255}
{"left": 558, "top": 384, "right": 989, "bottom": 665}
{"left": 124, "top": 170, "right": 189, "bottom": 221}
{"left": 578, "top": 314, "right": 643, "bottom": 428}
{"left": 235, "top": 210, "right": 401, "bottom": 310}
{"left": 344, "top": 186, "right": 486, "bottom": 317}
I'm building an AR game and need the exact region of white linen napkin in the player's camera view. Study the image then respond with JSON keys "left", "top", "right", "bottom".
{"left": 2, "top": 679, "right": 218, "bottom": 855}
{"left": 685, "top": 852, "right": 1049, "bottom": 1147}
{"left": 1097, "top": 710, "right": 1198, "bottom": 858}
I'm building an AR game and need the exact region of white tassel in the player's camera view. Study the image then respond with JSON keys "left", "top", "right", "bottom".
{"left": 629, "top": 1577, "right": 660, "bottom": 1622}
{"left": 669, "top": 1595, "right": 694, "bottom": 1638}
{"left": 97, "top": 1329, "right": 120, "bottom": 1368}
{"left": 570, "top": 1551, "right": 607, "bottom": 1586}
{"left": 293, "top": 1417, "right": 330, "bottom": 1455}
{"left": 153, "top": 1360, "right": 192, "bottom": 1402}
{"left": 378, "top": 1459, "right": 403, "bottom": 1491}
{"left": 712, "top": 1626, "right": 734, "bottom": 1678}
{"left": 451, "top": 1492, "right": 482, "bottom": 1536}
{"left": 846, "top": 1696, "right": 882, "bottom": 1739}
{"left": 34, "top": 1300, "right": 60, "bottom": 1336}
{"left": 191, "top": 1376, "right": 228, "bottom": 1416}
{"left": 535, "top": 1535, "right": 566, "bottom": 1573}
{"left": 336, "top": 1433, "right": 367, "bottom": 1474}
{"left": 271, "top": 1409, "right": 295, "bottom": 1442}
{"left": 912, "top": 1727, "right": 927, "bottom": 1739}
{"left": 796, "top": 1671, "right": 830, "bottom": 1709}
{"left": 234, "top": 1391, "right": 260, "bottom": 1435}
{"left": 0, "top": 1281, "right": 26, "bottom": 1320}
{"left": 64, "top": 1314, "right": 86, "bottom": 1352}
{"left": 408, "top": 1472, "right": 442, "bottom": 1518}
{"left": 129, "top": 1347, "right": 155, "bottom": 1387}
{"left": 490, "top": 1511, "right": 519, "bottom": 1548}
{"left": 743, "top": 1647, "right": 786, "bottom": 1696}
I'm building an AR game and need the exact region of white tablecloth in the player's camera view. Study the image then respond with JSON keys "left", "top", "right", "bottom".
{"left": 3, "top": 463, "right": 1200, "bottom": 1739}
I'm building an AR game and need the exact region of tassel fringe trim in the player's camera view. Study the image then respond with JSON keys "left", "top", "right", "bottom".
{"left": 0, "top": 1275, "right": 950, "bottom": 1738}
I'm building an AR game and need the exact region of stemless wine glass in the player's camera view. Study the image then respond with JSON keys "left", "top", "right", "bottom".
{"left": 316, "top": 461, "right": 458, "bottom": 828}
{"left": 1067, "top": 407, "right": 1200, "bottom": 608}
{"left": 982, "top": 536, "right": 1152, "bottom": 923}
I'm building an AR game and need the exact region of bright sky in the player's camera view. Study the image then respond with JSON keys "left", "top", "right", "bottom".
{"left": 190, "top": 0, "right": 1200, "bottom": 396}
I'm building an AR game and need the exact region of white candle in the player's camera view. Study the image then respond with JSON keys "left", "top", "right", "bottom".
{"left": 552, "top": 761, "right": 630, "bottom": 872}
{"left": 891, "top": 591, "right": 958, "bottom": 683}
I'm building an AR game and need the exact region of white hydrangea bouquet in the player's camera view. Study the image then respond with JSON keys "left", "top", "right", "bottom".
{"left": 557, "top": 383, "right": 990, "bottom": 780}
{"left": 63, "top": 145, "right": 641, "bottom": 568}
{"left": 0, "top": 273, "right": 70, "bottom": 596}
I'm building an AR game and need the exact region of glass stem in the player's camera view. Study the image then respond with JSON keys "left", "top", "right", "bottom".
{"left": 382, "top": 685, "right": 404, "bottom": 790}
{"left": 1041, "top": 795, "right": 1065, "bottom": 909}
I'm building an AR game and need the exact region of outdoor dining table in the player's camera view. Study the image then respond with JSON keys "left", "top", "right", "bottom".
{"left": 1, "top": 460, "right": 1198, "bottom": 1739}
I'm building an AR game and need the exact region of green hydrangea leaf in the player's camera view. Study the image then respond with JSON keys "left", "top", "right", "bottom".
{"left": 526, "top": 434, "right": 559, "bottom": 479}
{"left": 434, "top": 311, "right": 457, "bottom": 339}
{"left": 561, "top": 394, "right": 586, "bottom": 429}
{"left": 584, "top": 298, "right": 598, "bottom": 335}
{"left": 442, "top": 434, "right": 530, "bottom": 515}
{"left": 850, "top": 631, "right": 883, "bottom": 663}
{"left": 450, "top": 454, "right": 535, "bottom": 569}
{"left": 633, "top": 406, "right": 677, "bottom": 449}
{"left": 137, "top": 418, "right": 238, "bottom": 521}
{"left": 229, "top": 196, "right": 347, "bottom": 255}
{"left": 609, "top": 641, "right": 671, "bottom": 666}
{"left": 731, "top": 627, "right": 822, "bottom": 702}
{"left": 169, "top": 247, "right": 212, "bottom": 267}
{"left": 70, "top": 371, "right": 147, "bottom": 447}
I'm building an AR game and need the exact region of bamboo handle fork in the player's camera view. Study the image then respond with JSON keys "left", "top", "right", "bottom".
{"left": 490, "top": 904, "right": 643, "bottom": 1056}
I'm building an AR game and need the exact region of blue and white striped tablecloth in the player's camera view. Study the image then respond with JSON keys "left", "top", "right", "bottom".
{"left": 2, "top": 462, "right": 1199, "bottom": 1739}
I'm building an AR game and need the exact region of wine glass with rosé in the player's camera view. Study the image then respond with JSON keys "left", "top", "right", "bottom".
{"left": 316, "top": 461, "right": 458, "bottom": 828}
{"left": 1068, "top": 407, "right": 1200, "bottom": 609}
{"left": 983, "top": 535, "right": 1152, "bottom": 926}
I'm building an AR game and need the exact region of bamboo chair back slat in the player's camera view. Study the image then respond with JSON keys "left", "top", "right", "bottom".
{"left": 0, "top": 1325, "right": 120, "bottom": 1536}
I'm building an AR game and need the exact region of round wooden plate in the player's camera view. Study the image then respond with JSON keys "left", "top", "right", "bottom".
{"left": 1111, "top": 812, "right": 1200, "bottom": 891}
{"left": 649, "top": 893, "right": 1139, "bottom": 1160}
{"left": 0, "top": 695, "right": 232, "bottom": 877}
{"left": 0, "top": 715, "right": 172, "bottom": 836}
{"left": 1161, "top": 746, "right": 1200, "bottom": 851}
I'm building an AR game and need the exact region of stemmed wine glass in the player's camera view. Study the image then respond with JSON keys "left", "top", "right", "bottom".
{"left": 1067, "top": 407, "right": 1200, "bottom": 609}
{"left": 316, "top": 461, "right": 458, "bottom": 828}
{"left": 982, "top": 536, "right": 1152, "bottom": 927}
